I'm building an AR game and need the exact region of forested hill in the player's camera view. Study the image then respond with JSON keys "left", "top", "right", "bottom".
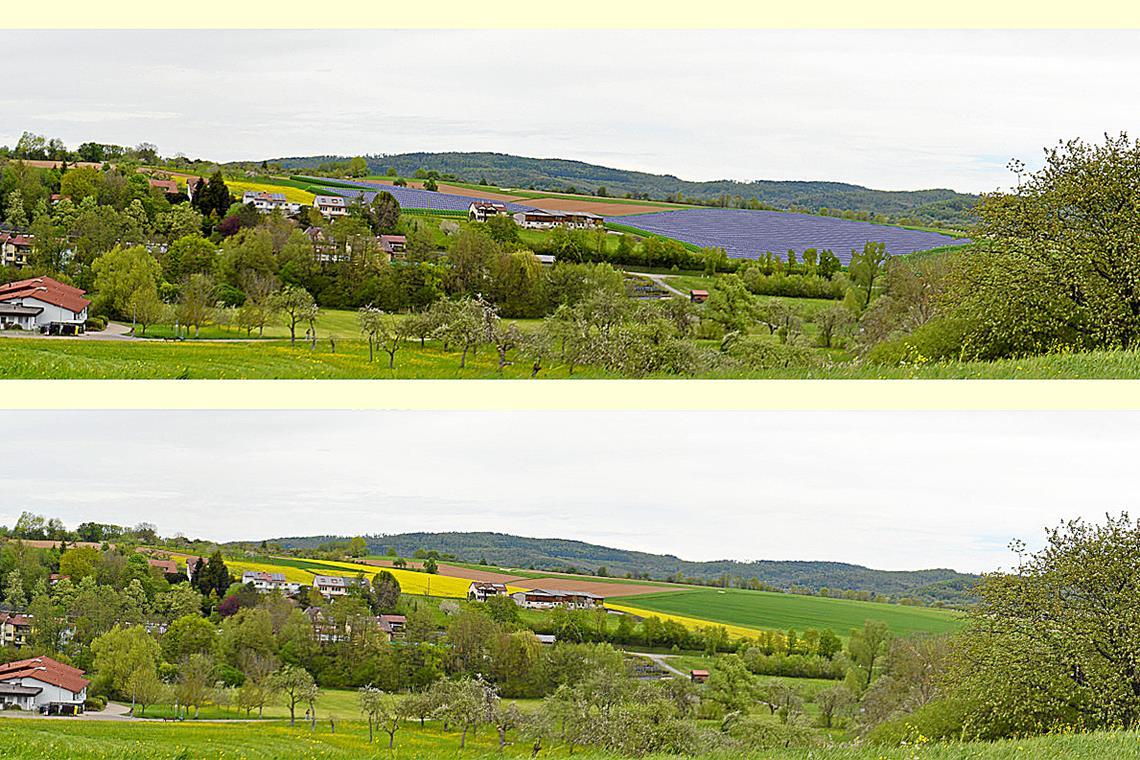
{"left": 264, "top": 151, "right": 978, "bottom": 226}
{"left": 261, "top": 531, "right": 979, "bottom": 603}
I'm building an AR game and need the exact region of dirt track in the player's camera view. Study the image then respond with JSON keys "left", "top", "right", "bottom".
{"left": 361, "top": 559, "right": 525, "bottom": 585}
{"left": 526, "top": 196, "right": 661, "bottom": 217}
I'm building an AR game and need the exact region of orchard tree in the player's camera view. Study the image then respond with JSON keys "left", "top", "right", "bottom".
{"left": 272, "top": 284, "right": 316, "bottom": 344}
{"left": 272, "top": 664, "right": 316, "bottom": 726}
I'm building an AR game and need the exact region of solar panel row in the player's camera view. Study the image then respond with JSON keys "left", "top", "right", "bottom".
{"left": 613, "top": 208, "right": 969, "bottom": 264}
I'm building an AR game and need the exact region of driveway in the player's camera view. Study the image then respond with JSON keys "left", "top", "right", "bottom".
{"left": 0, "top": 321, "right": 138, "bottom": 341}
{"left": 629, "top": 651, "right": 689, "bottom": 678}
{"left": 627, "top": 272, "right": 689, "bottom": 298}
{"left": 0, "top": 701, "right": 138, "bottom": 721}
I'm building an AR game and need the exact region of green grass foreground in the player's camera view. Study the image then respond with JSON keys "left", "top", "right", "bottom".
{"left": 618, "top": 588, "right": 965, "bottom": 637}
{"left": 5, "top": 334, "right": 1140, "bottom": 379}
{"left": 1, "top": 718, "right": 1136, "bottom": 759}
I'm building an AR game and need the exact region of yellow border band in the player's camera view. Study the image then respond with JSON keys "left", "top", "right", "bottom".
{"left": 4, "top": 379, "right": 1139, "bottom": 410}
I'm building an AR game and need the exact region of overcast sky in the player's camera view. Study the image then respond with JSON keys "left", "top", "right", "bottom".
{"left": 1, "top": 30, "right": 1137, "bottom": 192}
{"left": 0, "top": 410, "right": 1134, "bottom": 574}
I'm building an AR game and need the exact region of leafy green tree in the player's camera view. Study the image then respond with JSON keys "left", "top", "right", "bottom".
{"left": 845, "top": 241, "right": 889, "bottom": 312}
{"left": 704, "top": 274, "right": 755, "bottom": 335}
{"left": 845, "top": 620, "right": 891, "bottom": 693}
{"left": 370, "top": 571, "right": 401, "bottom": 614}
{"left": 91, "top": 245, "right": 162, "bottom": 327}
{"left": 176, "top": 273, "right": 215, "bottom": 338}
{"left": 126, "top": 664, "right": 164, "bottom": 717}
{"left": 162, "top": 614, "right": 218, "bottom": 663}
{"left": 949, "top": 513, "right": 1140, "bottom": 738}
{"left": 91, "top": 624, "right": 161, "bottom": 699}
{"left": 704, "top": 654, "right": 755, "bottom": 715}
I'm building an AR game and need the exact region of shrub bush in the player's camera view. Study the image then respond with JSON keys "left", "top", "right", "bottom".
{"left": 84, "top": 695, "right": 107, "bottom": 712}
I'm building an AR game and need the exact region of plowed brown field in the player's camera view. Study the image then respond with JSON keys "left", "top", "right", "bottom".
{"left": 513, "top": 577, "right": 668, "bottom": 597}
{"left": 526, "top": 197, "right": 660, "bottom": 216}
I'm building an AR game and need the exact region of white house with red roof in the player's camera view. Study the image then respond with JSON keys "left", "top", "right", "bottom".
{"left": 0, "top": 656, "right": 89, "bottom": 714}
{"left": 0, "top": 276, "right": 90, "bottom": 334}
{"left": 0, "top": 231, "right": 34, "bottom": 268}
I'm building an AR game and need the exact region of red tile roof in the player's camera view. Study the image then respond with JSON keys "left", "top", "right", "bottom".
{"left": 0, "top": 277, "right": 91, "bottom": 314}
{"left": 0, "top": 656, "right": 89, "bottom": 693}
{"left": 148, "top": 178, "right": 179, "bottom": 193}
{"left": 148, "top": 558, "right": 178, "bottom": 574}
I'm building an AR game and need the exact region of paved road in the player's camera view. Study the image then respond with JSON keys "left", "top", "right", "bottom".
{"left": 0, "top": 701, "right": 138, "bottom": 721}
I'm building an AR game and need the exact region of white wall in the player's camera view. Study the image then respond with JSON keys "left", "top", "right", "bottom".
{"left": 3, "top": 297, "right": 86, "bottom": 327}
{"left": 6, "top": 676, "right": 86, "bottom": 707}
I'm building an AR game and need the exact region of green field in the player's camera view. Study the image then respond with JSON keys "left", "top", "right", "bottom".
{"left": 0, "top": 717, "right": 1135, "bottom": 759}
{"left": 0, "top": 337, "right": 610, "bottom": 379}
{"left": 618, "top": 588, "right": 964, "bottom": 637}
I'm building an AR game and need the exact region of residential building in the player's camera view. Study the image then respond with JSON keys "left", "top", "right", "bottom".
{"left": 313, "top": 195, "right": 348, "bottom": 218}
{"left": 147, "top": 178, "right": 179, "bottom": 195}
{"left": 377, "top": 614, "right": 407, "bottom": 640}
{"left": 468, "top": 201, "right": 507, "bottom": 222}
{"left": 0, "top": 231, "right": 33, "bottom": 269}
{"left": 312, "top": 574, "right": 366, "bottom": 597}
{"left": 241, "top": 571, "right": 302, "bottom": 594}
{"left": 0, "top": 656, "right": 89, "bottom": 714}
{"left": 0, "top": 612, "right": 32, "bottom": 648}
{"left": 242, "top": 191, "right": 301, "bottom": 215}
{"left": 509, "top": 588, "right": 605, "bottom": 609}
{"left": 512, "top": 210, "right": 605, "bottom": 229}
{"left": 147, "top": 558, "right": 178, "bottom": 575}
{"left": 304, "top": 226, "right": 348, "bottom": 263}
{"left": 467, "top": 582, "right": 508, "bottom": 602}
{"left": 379, "top": 234, "right": 407, "bottom": 260}
{"left": 0, "top": 276, "right": 90, "bottom": 334}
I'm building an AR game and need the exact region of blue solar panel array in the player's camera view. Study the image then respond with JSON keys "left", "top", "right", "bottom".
{"left": 614, "top": 208, "right": 969, "bottom": 264}
{"left": 301, "top": 177, "right": 536, "bottom": 213}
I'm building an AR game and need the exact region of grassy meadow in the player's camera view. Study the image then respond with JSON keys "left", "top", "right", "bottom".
{"left": 616, "top": 588, "right": 964, "bottom": 637}
{"left": 1, "top": 717, "right": 1136, "bottom": 760}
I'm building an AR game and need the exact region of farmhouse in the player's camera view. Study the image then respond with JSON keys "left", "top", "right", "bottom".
{"left": 0, "top": 656, "right": 89, "bottom": 714}
{"left": 379, "top": 234, "right": 407, "bottom": 259}
{"left": 242, "top": 570, "right": 302, "bottom": 594}
{"left": 147, "top": 558, "right": 178, "bottom": 575}
{"left": 467, "top": 582, "right": 508, "bottom": 602}
{"left": 312, "top": 574, "right": 366, "bottom": 597}
{"left": 147, "top": 178, "right": 179, "bottom": 195}
{"left": 377, "top": 614, "right": 406, "bottom": 640}
{"left": 242, "top": 191, "right": 301, "bottom": 215}
{"left": 512, "top": 210, "right": 605, "bottom": 230}
{"left": 0, "top": 612, "right": 32, "bottom": 648}
{"left": 468, "top": 201, "right": 507, "bottom": 222}
{"left": 0, "top": 276, "right": 90, "bottom": 334}
{"left": 313, "top": 195, "right": 348, "bottom": 218}
{"left": 510, "top": 588, "right": 605, "bottom": 610}
{"left": 0, "top": 231, "right": 34, "bottom": 268}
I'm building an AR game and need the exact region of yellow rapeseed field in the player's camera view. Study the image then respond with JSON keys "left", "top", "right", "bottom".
{"left": 604, "top": 602, "right": 763, "bottom": 640}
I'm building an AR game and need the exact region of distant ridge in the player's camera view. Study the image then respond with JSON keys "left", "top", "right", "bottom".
{"left": 258, "top": 151, "right": 978, "bottom": 227}
{"left": 248, "top": 530, "right": 979, "bottom": 605}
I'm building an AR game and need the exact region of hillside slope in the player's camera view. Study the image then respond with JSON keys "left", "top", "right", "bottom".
{"left": 260, "top": 531, "right": 978, "bottom": 604}
{"left": 264, "top": 151, "right": 978, "bottom": 226}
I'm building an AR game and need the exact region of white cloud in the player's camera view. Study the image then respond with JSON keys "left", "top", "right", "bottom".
{"left": 0, "top": 30, "right": 1137, "bottom": 192}
{"left": 0, "top": 410, "right": 1134, "bottom": 574}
